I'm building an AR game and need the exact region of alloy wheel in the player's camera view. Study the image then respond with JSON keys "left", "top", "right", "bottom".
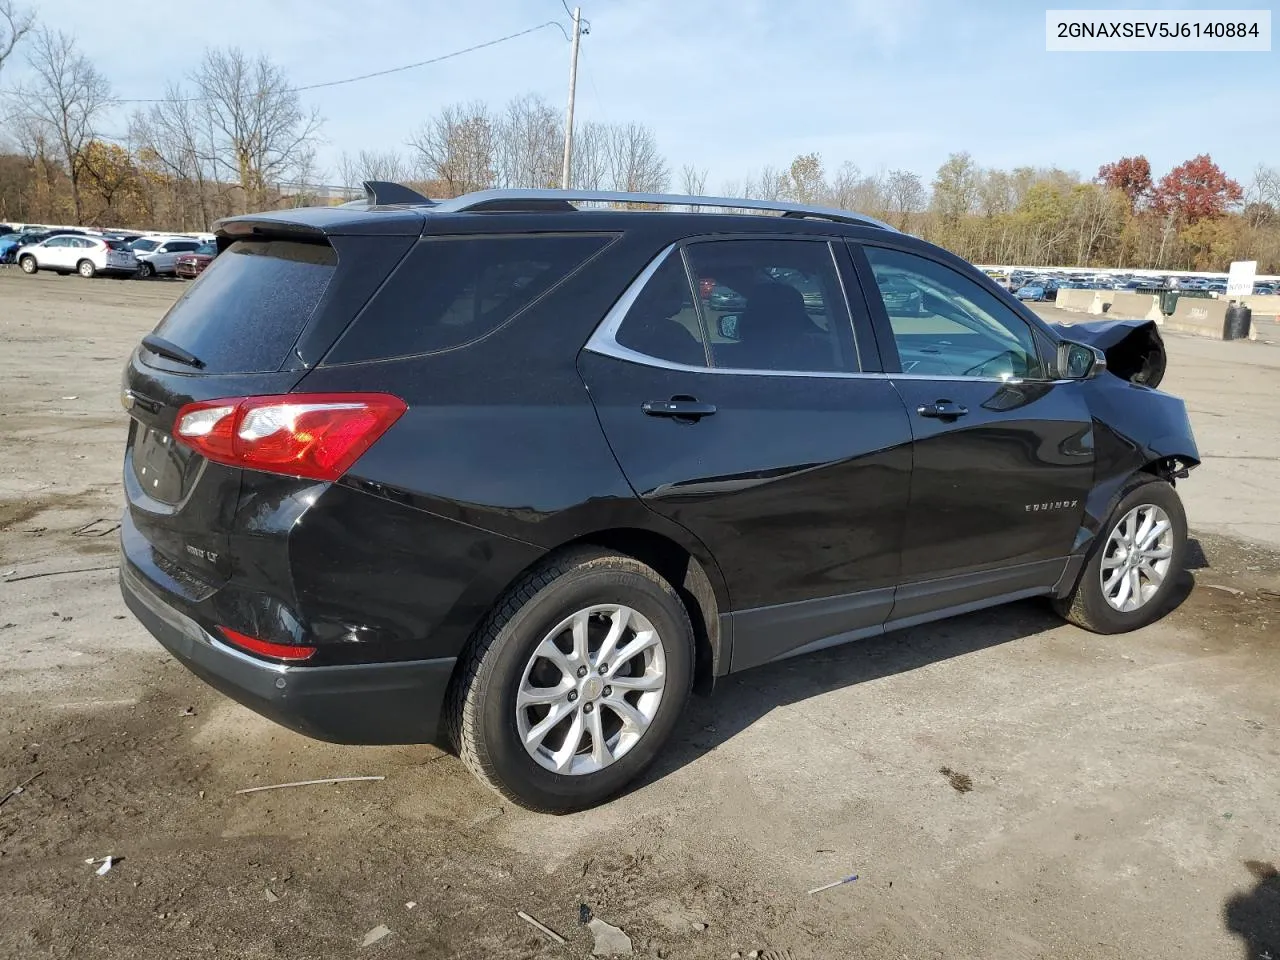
{"left": 515, "top": 604, "right": 666, "bottom": 776}
{"left": 1100, "top": 504, "right": 1174, "bottom": 613}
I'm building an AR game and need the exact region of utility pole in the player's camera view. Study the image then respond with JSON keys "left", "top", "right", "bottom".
{"left": 560, "top": 6, "right": 582, "bottom": 190}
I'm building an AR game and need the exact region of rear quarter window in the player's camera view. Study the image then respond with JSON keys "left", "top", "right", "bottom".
{"left": 147, "top": 240, "right": 337, "bottom": 374}
{"left": 325, "top": 234, "right": 611, "bottom": 363}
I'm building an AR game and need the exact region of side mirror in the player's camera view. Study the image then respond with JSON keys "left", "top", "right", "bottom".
{"left": 717, "top": 314, "right": 740, "bottom": 340}
{"left": 1057, "top": 340, "right": 1106, "bottom": 380}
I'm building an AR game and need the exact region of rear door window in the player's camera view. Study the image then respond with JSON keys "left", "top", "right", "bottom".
{"left": 327, "top": 234, "right": 611, "bottom": 363}
{"left": 685, "top": 239, "right": 860, "bottom": 373}
{"left": 147, "top": 240, "right": 337, "bottom": 374}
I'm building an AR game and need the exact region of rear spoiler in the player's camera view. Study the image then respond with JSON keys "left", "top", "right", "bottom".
{"left": 214, "top": 198, "right": 429, "bottom": 248}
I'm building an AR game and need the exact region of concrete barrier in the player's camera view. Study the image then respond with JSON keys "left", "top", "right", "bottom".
{"left": 1087, "top": 291, "right": 1115, "bottom": 315}
{"left": 1239, "top": 293, "right": 1280, "bottom": 317}
{"left": 1162, "top": 296, "right": 1258, "bottom": 340}
{"left": 1108, "top": 292, "right": 1163, "bottom": 323}
{"left": 1054, "top": 288, "right": 1096, "bottom": 312}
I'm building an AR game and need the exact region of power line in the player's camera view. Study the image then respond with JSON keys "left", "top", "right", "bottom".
{"left": 0, "top": 22, "right": 567, "bottom": 105}
{"left": 556, "top": 0, "right": 590, "bottom": 36}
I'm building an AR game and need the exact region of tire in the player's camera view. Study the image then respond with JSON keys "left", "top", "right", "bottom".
{"left": 1054, "top": 478, "right": 1187, "bottom": 633}
{"left": 77, "top": 259, "right": 96, "bottom": 278}
{"left": 449, "top": 548, "right": 695, "bottom": 813}
{"left": 137, "top": 261, "right": 154, "bottom": 279}
{"left": 19, "top": 255, "right": 36, "bottom": 274}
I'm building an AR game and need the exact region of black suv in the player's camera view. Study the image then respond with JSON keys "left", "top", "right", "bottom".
{"left": 120, "top": 184, "right": 1198, "bottom": 812}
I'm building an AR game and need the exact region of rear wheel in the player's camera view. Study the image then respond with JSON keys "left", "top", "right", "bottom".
{"left": 450, "top": 548, "right": 694, "bottom": 813}
{"left": 19, "top": 255, "right": 36, "bottom": 274}
{"left": 77, "top": 259, "right": 96, "bottom": 278}
{"left": 1054, "top": 478, "right": 1187, "bottom": 633}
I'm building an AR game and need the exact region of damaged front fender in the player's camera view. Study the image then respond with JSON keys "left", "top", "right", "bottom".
{"left": 1049, "top": 322, "right": 1198, "bottom": 597}
{"left": 1053, "top": 318, "right": 1167, "bottom": 389}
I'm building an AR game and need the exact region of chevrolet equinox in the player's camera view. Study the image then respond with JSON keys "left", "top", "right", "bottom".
{"left": 120, "top": 183, "right": 1198, "bottom": 812}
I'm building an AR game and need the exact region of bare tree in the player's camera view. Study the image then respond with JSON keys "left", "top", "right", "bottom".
{"left": 15, "top": 27, "right": 111, "bottom": 222}
{"left": 194, "top": 47, "right": 322, "bottom": 213}
{"left": 338, "top": 149, "right": 413, "bottom": 193}
{"left": 569, "top": 120, "right": 609, "bottom": 190}
{"left": 603, "top": 122, "right": 668, "bottom": 194}
{"left": 680, "top": 164, "right": 708, "bottom": 196}
{"left": 886, "top": 169, "right": 925, "bottom": 230}
{"left": 130, "top": 85, "right": 221, "bottom": 230}
{"left": 408, "top": 101, "right": 495, "bottom": 197}
{"left": 495, "top": 94, "right": 561, "bottom": 189}
{"left": 1244, "top": 165, "right": 1280, "bottom": 228}
{"left": 0, "top": 0, "right": 34, "bottom": 77}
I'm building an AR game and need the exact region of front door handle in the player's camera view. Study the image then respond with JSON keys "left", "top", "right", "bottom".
{"left": 917, "top": 400, "right": 969, "bottom": 420}
{"left": 642, "top": 397, "right": 717, "bottom": 421}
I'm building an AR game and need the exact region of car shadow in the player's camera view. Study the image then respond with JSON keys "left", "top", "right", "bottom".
{"left": 1186, "top": 536, "right": 1210, "bottom": 571}
{"left": 1224, "top": 860, "right": 1280, "bottom": 959}
{"left": 638, "top": 562, "right": 1198, "bottom": 792}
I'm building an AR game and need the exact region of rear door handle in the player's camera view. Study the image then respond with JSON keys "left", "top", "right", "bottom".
{"left": 642, "top": 398, "right": 717, "bottom": 421}
{"left": 917, "top": 400, "right": 969, "bottom": 420}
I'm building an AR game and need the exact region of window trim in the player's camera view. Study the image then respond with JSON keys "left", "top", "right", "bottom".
{"left": 850, "top": 239, "right": 1059, "bottom": 383}
{"left": 584, "top": 237, "right": 871, "bottom": 379}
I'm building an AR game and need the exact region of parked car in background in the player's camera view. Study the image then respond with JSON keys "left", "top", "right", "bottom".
{"left": 1253, "top": 282, "right": 1276, "bottom": 296}
{"left": 130, "top": 236, "right": 203, "bottom": 278}
{"left": 0, "top": 230, "right": 48, "bottom": 263}
{"left": 175, "top": 242, "right": 217, "bottom": 279}
{"left": 1015, "top": 280, "right": 1058, "bottom": 302}
{"left": 17, "top": 234, "right": 138, "bottom": 277}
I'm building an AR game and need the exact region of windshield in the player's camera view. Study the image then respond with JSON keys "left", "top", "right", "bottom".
{"left": 130, "top": 239, "right": 158, "bottom": 252}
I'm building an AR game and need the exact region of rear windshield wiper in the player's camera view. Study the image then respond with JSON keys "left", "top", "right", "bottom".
{"left": 141, "top": 334, "right": 205, "bottom": 369}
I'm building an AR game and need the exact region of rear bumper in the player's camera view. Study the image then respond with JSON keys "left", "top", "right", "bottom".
{"left": 120, "top": 559, "right": 456, "bottom": 745}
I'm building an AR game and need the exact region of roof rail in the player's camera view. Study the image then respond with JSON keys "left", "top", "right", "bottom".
{"left": 433, "top": 188, "right": 895, "bottom": 230}
{"left": 362, "top": 180, "right": 435, "bottom": 207}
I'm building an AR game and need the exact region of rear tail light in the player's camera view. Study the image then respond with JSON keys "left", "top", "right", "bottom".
{"left": 173, "top": 392, "right": 406, "bottom": 481}
{"left": 218, "top": 626, "right": 316, "bottom": 661}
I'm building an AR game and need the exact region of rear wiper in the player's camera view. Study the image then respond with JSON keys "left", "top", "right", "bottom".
{"left": 141, "top": 334, "right": 204, "bottom": 369}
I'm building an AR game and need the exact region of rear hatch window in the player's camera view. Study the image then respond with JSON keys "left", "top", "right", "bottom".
{"left": 146, "top": 240, "right": 337, "bottom": 374}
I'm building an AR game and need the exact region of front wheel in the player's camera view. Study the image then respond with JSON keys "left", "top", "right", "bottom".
{"left": 1054, "top": 478, "right": 1187, "bottom": 633}
{"left": 449, "top": 548, "right": 694, "bottom": 813}
{"left": 19, "top": 255, "right": 37, "bottom": 274}
{"left": 136, "top": 261, "right": 154, "bottom": 279}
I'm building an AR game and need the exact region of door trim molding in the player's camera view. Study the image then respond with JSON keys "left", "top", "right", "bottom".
{"left": 723, "top": 557, "right": 1069, "bottom": 673}
{"left": 727, "top": 586, "right": 895, "bottom": 672}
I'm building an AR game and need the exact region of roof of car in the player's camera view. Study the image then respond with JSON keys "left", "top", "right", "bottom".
{"left": 215, "top": 184, "right": 896, "bottom": 240}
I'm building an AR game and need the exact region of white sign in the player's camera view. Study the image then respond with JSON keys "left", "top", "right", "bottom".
{"left": 1226, "top": 260, "right": 1257, "bottom": 297}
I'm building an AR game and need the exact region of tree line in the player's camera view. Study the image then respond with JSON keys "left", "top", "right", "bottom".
{"left": 1, "top": 4, "right": 1276, "bottom": 272}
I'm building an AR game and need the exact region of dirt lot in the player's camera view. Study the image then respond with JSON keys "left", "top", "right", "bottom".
{"left": 1, "top": 271, "right": 1278, "bottom": 960}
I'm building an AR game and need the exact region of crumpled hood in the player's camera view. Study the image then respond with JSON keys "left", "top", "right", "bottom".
{"left": 1052, "top": 318, "right": 1166, "bottom": 389}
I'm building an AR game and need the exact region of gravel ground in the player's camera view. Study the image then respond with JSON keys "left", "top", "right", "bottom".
{"left": 1, "top": 270, "right": 1277, "bottom": 960}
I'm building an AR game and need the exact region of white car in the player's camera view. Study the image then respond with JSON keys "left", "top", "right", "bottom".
{"left": 17, "top": 234, "right": 139, "bottom": 278}
{"left": 130, "top": 235, "right": 203, "bottom": 278}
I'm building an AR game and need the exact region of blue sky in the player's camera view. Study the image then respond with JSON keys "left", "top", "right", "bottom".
{"left": 4, "top": 0, "right": 1276, "bottom": 189}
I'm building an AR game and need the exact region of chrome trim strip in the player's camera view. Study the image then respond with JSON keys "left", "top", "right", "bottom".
{"left": 585, "top": 242, "right": 680, "bottom": 349}
{"left": 435, "top": 188, "right": 897, "bottom": 231}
